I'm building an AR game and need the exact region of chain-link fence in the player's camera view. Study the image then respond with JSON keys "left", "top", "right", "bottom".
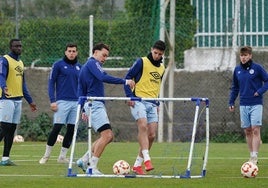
{"left": 0, "top": 1, "right": 194, "bottom": 68}
{"left": 1, "top": 1, "right": 268, "bottom": 143}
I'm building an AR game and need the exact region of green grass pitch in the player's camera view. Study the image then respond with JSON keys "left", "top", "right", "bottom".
{"left": 0, "top": 142, "right": 268, "bottom": 188}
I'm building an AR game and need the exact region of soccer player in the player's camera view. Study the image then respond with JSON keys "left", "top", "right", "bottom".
{"left": 0, "top": 38, "right": 37, "bottom": 166}
{"left": 229, "top": 46, "right": 268, "bottom": 165}
{"left": 39, "top": 43, "right": 81, "bottom": 164}
{"left": 124, "top": 40, "right": 166, "bottom": 175}
{"left": 76, "top": 43, "right": 135, "bottom": 175}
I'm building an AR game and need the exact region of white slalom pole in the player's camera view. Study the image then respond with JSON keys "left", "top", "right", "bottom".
{"left": 183, "top": 100, "right": 200, "bottom": 178}
{"left": 202, "top": 102, "right": 210, "bottom": 176}
{"left": 86, "top": 101, "right": 93, "bottom": 174}
{"left": 68, "top": 102, "right": 82, "bottom": 176}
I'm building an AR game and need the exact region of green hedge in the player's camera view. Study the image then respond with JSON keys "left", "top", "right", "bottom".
{"left": 1, "top": 15, "right": 195, "bottom": 68}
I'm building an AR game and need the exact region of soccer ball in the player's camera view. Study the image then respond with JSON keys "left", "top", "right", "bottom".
{"left": 56, "top": 135, "right": 64, "bottom": 143}
{"left": 112, "top": 160, "right": 130, "bottom": 175}
{"left": 241, "top": 161, "right": 258, "bottom": 178}
{"left": 13, "top": 135, "right": 24, "bottom": 143}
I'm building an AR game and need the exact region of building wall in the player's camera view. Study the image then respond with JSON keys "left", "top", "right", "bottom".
{"left": 184, "top": 47, "right": 268, "bottom": 71}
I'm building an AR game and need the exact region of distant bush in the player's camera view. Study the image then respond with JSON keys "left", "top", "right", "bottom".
{"left": 17, "top": 112, "right": 91, "bottom": 142}
{"left": 17, "top": 113, "right": 52, "bottom": 141}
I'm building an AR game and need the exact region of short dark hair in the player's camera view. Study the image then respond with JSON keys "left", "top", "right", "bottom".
{"left": 152, "top": 40, "right": 166, "bottom": 51}
{"left": 92, "top": 43, "right": 110, "bottom": 54}
{"left": 9, "top": 38, "right": 21, "bottom": 48}
{"left": 240, "top": 46, "right": 252, "bottom": 55}
{"left": 65, "top": 43, "right": 77, "bottom": 50}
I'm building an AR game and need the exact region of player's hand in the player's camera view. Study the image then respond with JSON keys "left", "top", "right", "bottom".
{"left": 50, "top": 102, "right": 58, "bottom": 112}
{"left": 254, "top": 92, "right": 259, "bottom": 97}
{"left": 29, "top": 103, "right": 37, "bottom": 112}
{"left": 3, "top": 87, "right": 10, "bottom": 97}
{"left": 81, "top": 112, "right": 88, "bottom": 122}
{"left": 126, "top": 100, "right": 135, "bottom": 107}
{"left": 126, "top": 79, "right": 135, "bottom": 89}
{"left": 229, "top": 106, "right": 235, "bottom": 112}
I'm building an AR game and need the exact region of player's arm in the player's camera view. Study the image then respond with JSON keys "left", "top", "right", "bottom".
{"left": 124, "top": 58, "right": 142, "bottom": 97}
{"left": 229, "top": 70, "right": 239, "bottom": 111}
{"left": 0, "top": 57, "right": 9, "bottom": 96}
{"left": 22, "top": 75, "right": 37, "bottom": 111}
{"left": 255, "top": 65, "right": 268, "bottom": 96}
{"left": 77, "top": 68, "right": 87, "bottom": 98}
{"left": 124, "top": 59, "right": 143, "bottom": 107}
{"left": 48, "top": 63, "right": 59, "bottom": 103}
{"left": 48, "top": 63, "right": 60, "bottom": 111}
{"left": 90, "top": 61, "right": 132, "bottom": 86}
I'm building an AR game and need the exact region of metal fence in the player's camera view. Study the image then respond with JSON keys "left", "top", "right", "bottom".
{"left": 2, "top": 1, "right": 268, "bottom": 143}
{"left": 191, "top": 0, "right": 268, "bottom": 48}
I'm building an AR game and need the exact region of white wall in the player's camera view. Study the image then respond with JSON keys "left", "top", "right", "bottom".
{"left": 183, "top": 48, "right": 237, "bottom": 72}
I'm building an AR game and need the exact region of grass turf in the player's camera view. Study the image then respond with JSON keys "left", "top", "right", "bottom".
{"left": 0, "top": 142, "right": 268, "bottom": 188}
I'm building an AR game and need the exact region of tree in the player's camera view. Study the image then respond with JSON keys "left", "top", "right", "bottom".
{"left": 125, "top": 0, "right": 196, "bottom": 68}
{"left": 125, "top": 0, "right": 158, "bottom": 18}
{"left": 0, "top": 0, "right": 16, "bottom": 18}
{"left": 23, "top": 0, "right": 75, "bottom": 18}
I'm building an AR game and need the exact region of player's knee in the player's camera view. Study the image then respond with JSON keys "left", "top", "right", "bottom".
{"left": 52, "top": 124, "right": 63, "bottom": 134}
{"left": 148, "top": 133, "right": 156, "bottom": 142}
{"left": 99, "top": 124, "right": 114, "bottom": 143}
{"left": 138, "top": 124, "right": 148, "bottom": 132}
{"left": 66, "top": 124, "right": 75, "bottom": 135}
{"left": 244, "top": 128, "right": 252, "bottom": 135}
{"left": 106, "top": 131, "right": 114, "bottom": 143}
{"left": 252, "top": 127, "right": 260, "bottom": 136}
{"left": 101, "top": 132, "right": 113, "bottom": 144}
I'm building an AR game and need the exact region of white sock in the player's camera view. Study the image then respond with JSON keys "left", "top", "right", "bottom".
{"left": 142, "top": 149, "right": 150, "bottom": 162}
{"left": 2, "top": 157, "right": 9, "bottom": 161}
{"left": 90, "top": 156, "right": 99, "bottom": 169}
{"left": 59, "top": 147, "right": 68, "bottom": 158}
{"left": 251, "top": 151, "right": 258, "bottom": 158}
{"left": 44, "top": 145, "right": 53, "bottom": 157}
{"left": 133, "top": 155, "right": 144, "bottom": 167}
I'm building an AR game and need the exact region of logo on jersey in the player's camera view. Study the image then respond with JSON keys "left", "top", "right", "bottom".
{"left": 249, "top": 69, "right": 254, "bottom": 74}
{"left": 15, "top": 65, "right": 23, "bottom": 76}
{"left": 150, "top": 72, "right": 161, "bottom": 79}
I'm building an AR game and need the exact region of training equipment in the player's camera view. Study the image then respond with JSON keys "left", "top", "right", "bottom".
{"left": 56, "top": 135, "right": 64, "bottom": 143}
{"left": 13, "top": 135, "right": 24, "bottom": 142}
{"left": 113, "top": 160, "right": 130, "bottom": 175}
{"left": 241, "top": 161, "right": 258, "bottom": 178}
{"left": 67, "top": 96, "right": 209, "bottom": 179}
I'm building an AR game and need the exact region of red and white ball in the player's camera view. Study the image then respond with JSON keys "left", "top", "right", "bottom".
{"left": 56, "top": 135, "right": 64, "bottom": 143}
{"left": 13, "top": 135, "right": 24, "bottom": 142}
{"left": 112, "top": 160, "right": 130, "bottom": 175}
{"left": 241, "top": 161, "right": 258, "bottom": 178}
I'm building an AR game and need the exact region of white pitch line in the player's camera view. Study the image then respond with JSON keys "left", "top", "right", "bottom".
{"left": 221, "top": 176, "right": 268, "bottom": 179}
{"left": 0, "top": 174, "right": 54, "bottom": 177}
{"left": 0, "top": 144, "right": 43, "bottom": 147}
{"left": 8, "top": 156, "right": 268, "bottom": 161}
